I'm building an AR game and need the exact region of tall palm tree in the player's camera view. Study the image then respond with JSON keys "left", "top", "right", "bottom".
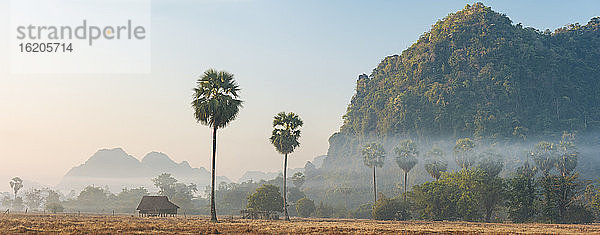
{"left": 361, "top": 143, "right": 385, "bottom": 204}
{"left": 394, "top": 139, "right": 419, "bottom": 201}
{"left": 269, "top": 112, "right": 303, "bottom": 221}
{"left": 191, "top": 69, "right": 242, "bottom": 222}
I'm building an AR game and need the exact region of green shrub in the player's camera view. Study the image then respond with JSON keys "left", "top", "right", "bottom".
{"left": 564, "top": 205, "right": 594, "bottom": 224}
{"left": 295, "top": 198, "right": 315, "bottom": 217}
{"left": 351, "top": 204, "right": 372, "bottom": 219}
{"left": 411, "top": 169, "right": 487, "bottom": 221}
{"left": 372, "top": 196, "right": 410, "bottom": 220}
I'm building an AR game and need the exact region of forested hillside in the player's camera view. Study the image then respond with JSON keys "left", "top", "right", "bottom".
{"left": 300, "top": 3, "right": 600, "bottom": 213}
{"left": 341, "top": 3, "right": 600, "bottom": 140}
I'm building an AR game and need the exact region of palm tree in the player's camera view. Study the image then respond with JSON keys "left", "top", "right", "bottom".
{"left": 9, "top": 177, "right": 23, "bottom": 200}
{"left": 269, "top": 112, "right": 303, "bottom": 221}
{"left": 191, "top": 69, "right": 242, "bottom": 222}
{"left": 394, "top": 139, "right": 419, "bottom": 201}
{"left": 477, "top": 151, "right": 504, "bottom": 178}
{"left": 453, "top": 138, "right": 477, "bottom": 170}
{"left": 361, "top": 143, "right": 385, "bottom": 204}
{"left": 424, "top": 147, "right": 447, "bottom": 180}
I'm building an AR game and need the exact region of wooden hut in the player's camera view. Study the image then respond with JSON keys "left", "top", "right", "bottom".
{"left": 136, "top": 196, "right": 179, "bottom": 217}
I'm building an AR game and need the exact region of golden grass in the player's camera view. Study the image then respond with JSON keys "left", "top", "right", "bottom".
{"left": 1, "top": 213, "right": 600, "bottom": 234}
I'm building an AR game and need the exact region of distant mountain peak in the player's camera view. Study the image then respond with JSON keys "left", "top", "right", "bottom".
{"left": 67, "top": 148, "right": 141, "bottom": 178}
{"left": 83, "top": 147, "right": 139, "bottom": 166}
{"left": 90, "top": 147, "right": 128, "bottom": 158}
{"left": 99, "top": 147, "right": 126, "bottom": 152}
{"left": 142, "top": 151, "right": 175, "bottom": 163}
{"left": 59, "top": 148, "right": 231, "bottom": 193}
{"left": 179, "top": 161, "right": 191, "bottom": 168}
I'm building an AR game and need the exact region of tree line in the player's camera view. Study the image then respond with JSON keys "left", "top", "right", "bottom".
{"left": 1, "top": 173, "right": 198, "bottom": 214}
{"left": 5, "top": 129, "right": 600, "bottom": 224}
{"left": 352, "top": 132, "right": 599, "bottom": 223}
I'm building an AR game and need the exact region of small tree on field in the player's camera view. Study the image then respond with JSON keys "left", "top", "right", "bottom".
{"left": 372, "top": 195, "right": 410, "bottom": 220}
{"left": 411, "top": 169, "right": 485, "bottom": 221}
{"left": 247, "top": 184, "right": 284, "bottom": 213}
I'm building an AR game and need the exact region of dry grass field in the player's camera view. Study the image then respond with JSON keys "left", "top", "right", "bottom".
{"left": 1, "top": 213, "right": 600, "bottom": 234}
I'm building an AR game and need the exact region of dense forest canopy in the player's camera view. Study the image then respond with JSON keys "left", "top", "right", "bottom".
{"left": 341, "top": 3, "right": 600, "bottom": 140}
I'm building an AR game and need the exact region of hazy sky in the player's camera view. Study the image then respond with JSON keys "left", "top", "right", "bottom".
{"left": 0, "top": 0, "right": 599, "bottom": 192}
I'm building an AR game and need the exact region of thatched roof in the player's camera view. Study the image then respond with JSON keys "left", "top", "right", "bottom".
{"left": 136, "top": 196, "right": 179, "bottom": 210}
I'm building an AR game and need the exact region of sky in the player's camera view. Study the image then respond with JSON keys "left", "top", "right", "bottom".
{"left": 0, "top": 0, "right": 599, "bottom": 192}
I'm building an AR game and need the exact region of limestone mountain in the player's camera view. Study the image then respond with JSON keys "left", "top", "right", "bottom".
{"left": 302, "top": 3, "right": 600, "bottom": 207}
{"left": 339, "top": 3, "right": 600, "bottom": 140}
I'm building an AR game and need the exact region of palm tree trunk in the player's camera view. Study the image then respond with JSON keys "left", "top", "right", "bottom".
{"left": 373, "top": 165, "right": 377, "bottom": 204}
{"left": 404, "top": 171, "right": 408, "bottom": 201}
{"left": 210, "top": 125, "right": 218, "bottom": 222}
{"left": 283, "top": 153, "right": 290, "bottom": 221}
